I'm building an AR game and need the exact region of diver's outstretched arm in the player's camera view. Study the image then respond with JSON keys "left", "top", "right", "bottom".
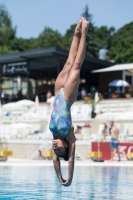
{"left": 61, "top": 132, "right": 76, "bottom": 186}
{"left": 53, "top": 150, "right": 64, "bottom": 184}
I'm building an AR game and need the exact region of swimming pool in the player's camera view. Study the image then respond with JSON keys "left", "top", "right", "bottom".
{"left": 0, "top": 166, "right": 132, "bottom": 200}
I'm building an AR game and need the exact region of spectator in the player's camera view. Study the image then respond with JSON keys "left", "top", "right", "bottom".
{"left": 81, "top": 87, "right": 86, "bottom": 100}
{"left": 74, "top": 125, "right": 82, "bottom": 134}
{"left": 109, "top": 121, "right": 121, "bottom": 162}
{"left": 16, "top": 90, "right": 25, "bottom": 101}
{"left": 102, "top": 121, "right": 121, "bottom": 161}
{"left": 46, "top": 90, "right": 52, "bottom": 101}
{"left": 45, "top": 91, "right": 53, "bottom": 114}
{"left": 102, "top": 123, "right": 108, "bottom": 140}
{"left": 4, "top": 94, "right": 9, "bottom": 104}
{"left": 38, "top": 150, "right": 45, "bottom": 160}
{"left": 10, "top": 94, "right": 17, "bottom": 102}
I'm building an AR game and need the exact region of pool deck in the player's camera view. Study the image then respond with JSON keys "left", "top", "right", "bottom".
{"left": 0, "top": 158, "right": 133, "bottom": 167}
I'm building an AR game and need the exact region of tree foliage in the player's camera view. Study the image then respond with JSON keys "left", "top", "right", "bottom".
{"left": 92, "top": 26, "right": 115, "bottom": 57}
{"left": 107, "top": 22, "right": 133, "bottom": 63}
{"left": 81, "top": 5, "right": 96, "bottom": 56}
{"left": 10, "top": 37, "right": 37, "bottom": 52}
{"left": 37, "top": 27, "right": 63, "bottom": 49}
{"left": 0, "top": 5, "right": 16, "bottom": 47}
{"left": 62, "top": 24, "right": 75, "bottom": 50}
{"left": 0, "top": 45, "right": 13, "bottom": 54}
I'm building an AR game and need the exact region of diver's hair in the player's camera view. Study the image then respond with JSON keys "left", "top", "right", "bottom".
{"left": 63, "top": 147, "right": 69, "bottom": 161}
{"left": 64, "top": 155, "right": 69, "bottom": 161}
{"left": 59, "top": 147, "right": 69, "bottom": 161}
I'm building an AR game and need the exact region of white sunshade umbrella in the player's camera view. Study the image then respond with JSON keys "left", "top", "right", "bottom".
{"left": 35, "top": 95, "right": 39, "bottom": 109}
{"left": 47, "top": 96, "right": 55, "bottom": 109}
{"left": 10, "top": 123, "right": 32, "bottom": 129}
{"left": 2, "top": 102, "right": 23, "bottom": 110}
{"left": 115, "top": 112, "right": 133, "bottom": 121}
{"left": 2, "top": 103, "right": 16, "bottom": 109}
{"left": 108, "top": 79, "right": 130, "bottom": 87}
{"left": 95, "top": 112, "right": 120, "bottom": 121}
{"left": 16, "top": 99, "right": 35, "bottom": 107}
{"left": 94, "top": 92, "right": 99, "bottom": 104}
{"left": 22, "top": 113, "right": 41, "bottom": 119}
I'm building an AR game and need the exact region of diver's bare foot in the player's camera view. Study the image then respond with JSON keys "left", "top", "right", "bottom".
{"left": 74, "top": 18, "right": 83, "bottom": 38}
{"left": 82, "top": 18, "right": 89, "bottom": 33}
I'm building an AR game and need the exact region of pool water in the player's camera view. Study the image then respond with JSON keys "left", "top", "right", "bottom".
{"left": 0, "top": 166, "right": 133, "bottom": 200}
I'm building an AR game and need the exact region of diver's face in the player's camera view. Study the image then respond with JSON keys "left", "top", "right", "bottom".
{"left": 53, "top": 139, "right": 68, "bottom": 157}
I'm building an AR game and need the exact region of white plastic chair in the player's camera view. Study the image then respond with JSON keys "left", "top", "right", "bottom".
{"left": 90, "top": 124, "right": 104, "bottom": 141}
{"left": 38, "top": 124, "right": 53, "bottom": 140}
{"left": 80, "top": 104, "right": 92, "bottom": 119}
{"left": 119, "top": 123, "right": 128, "bottom": 142}
{"left": 71, "top": 105, "right": 81, "bottom": 119}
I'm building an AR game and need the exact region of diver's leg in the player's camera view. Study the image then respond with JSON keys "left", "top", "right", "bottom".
{"left": 54, "top": 19, "right": 83, "bottom": 96}
{"left": 64, "top": 19, "right": 89, "bottom": 103}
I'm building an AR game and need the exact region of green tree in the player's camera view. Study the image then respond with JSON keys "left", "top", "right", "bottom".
{"left": 107, "top": 22, "right": 133, "bottom": 63}
{"left": 82, "top": 4, "right": 92, "bottom": 22}
{"left": 81, "top": 5, "right": 96, "bottom": 56}
{"left": 0, "top": 46, "right": 13, "bottom": 54}
{"left": 0, "top": 4, "right": 16, "bottom": 50}
{"left": 62, "top": 5, "right": 96, "bottom": 55}
{"left": 93, "top": 26, "right": 115, "bottom": 57}
{"left": 37, "top": 27, "right": 63, "bottom": 48}
{"left": 10, "top": 37, "right": 38, "bottom": 52}
{"left": 62, "top": 24, "right": 75, "bottom": 50}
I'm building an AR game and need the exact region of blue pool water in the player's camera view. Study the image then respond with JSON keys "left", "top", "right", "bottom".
{"left": 0, "top": 166, "right": 133, "bottom": 200}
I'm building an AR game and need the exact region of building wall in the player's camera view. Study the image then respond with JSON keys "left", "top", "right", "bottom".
{"left": 99, "top": 71, "right": 122, "bottom": 93}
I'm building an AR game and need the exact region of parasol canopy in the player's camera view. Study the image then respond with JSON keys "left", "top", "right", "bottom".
{"left": 95, "top": 112, "right": 120, "bottom": 121}
{"left": 108, "top": 79, "right": 130, "bottom": 87}
{"left": 94, "top": 92, "right": 99, "bottom": 104}
{"left": 10, "top": 123, "right": 32, "bottom": 129}
{"left": 35, "top": 95, "right": 39, "bottom": 109}
{"left": 2, "top": 102, "right": 23, "bottom": 110}
{"left": 115, "top": 112, "right": 133, "bottom": 121}
{"left": 16, "top": 99, "right": 35, "bottom": 107}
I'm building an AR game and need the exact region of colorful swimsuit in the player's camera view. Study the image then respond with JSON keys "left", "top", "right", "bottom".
{"left": 49, "top": 88, "right": 72, "bottom": 139}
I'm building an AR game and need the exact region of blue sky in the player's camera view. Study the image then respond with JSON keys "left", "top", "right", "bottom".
{"left": 1, "top": 0, "right": 133, "bottom": 38}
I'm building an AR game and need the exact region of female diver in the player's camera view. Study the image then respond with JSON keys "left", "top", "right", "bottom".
{"left": 49, "top": 18, "right": 89, "bottom": 186}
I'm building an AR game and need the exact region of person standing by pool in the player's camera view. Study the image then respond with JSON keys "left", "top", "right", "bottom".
{"left": 49, "top": 18, "right": 89, "bottom": 186}
{"left": 109, "top": 121, "right": 121, "bottom": 161}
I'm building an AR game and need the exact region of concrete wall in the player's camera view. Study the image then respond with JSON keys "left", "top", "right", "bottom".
{"left": 7, "top": 143, "right": 41, "bottom": 159}
{"left": 7, "top": 142, "right": 91, "bottom": 160}
{"left": 76, "top": 145, "right": 91, "bottom": 160}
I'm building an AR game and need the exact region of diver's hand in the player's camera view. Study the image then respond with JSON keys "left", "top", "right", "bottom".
{"left": 59, "top": 177, "right": 66, "bottom": 185}
{"left": 61, "top": 180, "right": 72, "bottom": 187}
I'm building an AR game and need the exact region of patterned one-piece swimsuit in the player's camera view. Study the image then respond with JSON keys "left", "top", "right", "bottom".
{"left": 49, "top": 88, "right": 72, "bottom": 138}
